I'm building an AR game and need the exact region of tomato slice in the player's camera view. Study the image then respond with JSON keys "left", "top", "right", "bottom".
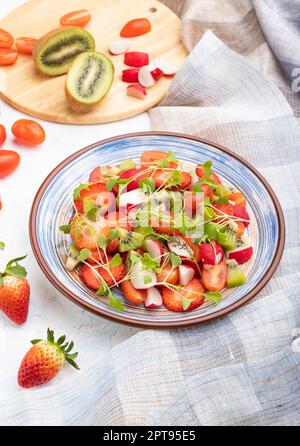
{"left": 0, "top": 150, "right": 20, "bottom": 178}
{"left": 0, "top": 48, "right": 18, "bottom": 66}
{"left": 227, "top": 192, "right": 246, "bottom": 207}
{"left": 0, "top": 125, "right": 6, "bottom": 146}
{"left": 0, "top": 29, "right": 14, "bottom": 48}
{"left": 15, "top": 37, "right": 37, "bottom": 55}
{"left": 60, "top": 10, "right": 91, "bottom": 27}
{"left": 11, "top": 119, "right": 45, "bottom": 146}
{"left": 121, "top": 280, "right": 146, "bottom": 305}
{"left": 201, "top": 260, "right": 227, "bottom": 291}
{"left": 120, "top": 18, "right": 151, "bottom": 38}
{"left": 140, "top": 150, "right": 178, "bottom": 168}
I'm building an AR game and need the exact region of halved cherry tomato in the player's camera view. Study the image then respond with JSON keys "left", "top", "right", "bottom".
{"left": 121, "top": 280, "right": 146, "bottom": 305}
{"left": 0, "top": 125, "right": 6, "bottom": 146}
{"left": 201, "top": 259, "right": 227, "bottom": 291}
{"left": 60, "top": 9, "right": 91, "bottom": 27}
{"left": 140, "top": 150, "right": 178, "bottom": 168}
{"left": 0, "top": 48, "right": 18, "bottom": 66}
{"left": 12, "top": 119, "right": 45, "bottom": 146}
{"left": 156, "top": 263, "right": 179, "bottom": 285}
{"left": 195, "top": 164, "right": 222, "bottom": 185}
{"left": 0, "top": 29, "right": 14, "bottom": 48}
{"left": 236, "top": 221, "right": 245, "bottom": 238}
{"left": 15, "top": 37, "right": 37, "bottom": 55}
{"left": 0, "top": 150, "right": 20, "bottom": 178}
{"left": 120, "top": 18, "right": 151, "bottom": 38}
{"left": 227, "top": 192, "right": 246, "bottom": 207}
{"left": 162, "top": 278, "right": 205, "bottom": 312}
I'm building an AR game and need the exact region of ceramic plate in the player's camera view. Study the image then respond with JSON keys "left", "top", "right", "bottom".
{"left": 29, "top": 132, "right": 285, "bottom": 327}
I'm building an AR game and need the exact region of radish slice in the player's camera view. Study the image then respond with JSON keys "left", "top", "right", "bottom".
{"left": 168, "top": 236, "right": 193, "bottom": 259}
{"left": 144, "top": 239, "right": 164, "bottom": 264}
{"left": 127, "top": 84, "right": 147, "bottom": 99}
{"left": 119, "top": 188, "right": 145, "bottom": 208}
{"left": 145, "top": 287, "right": 163, "bottom": 308}
{"left": 109, "top": 38, "right": 131, "bottom": 55}
{"left": 138, "top": 65, "right": 155, "bottom": 87}
{"left": 155, "top": 58, "right": 177, "bottom": 76}
{"left": 150, "top": 67, "right": 163, "bottom": 81}
{"left": 130, "top": 262, "right": 157, "bottom": 289}
{"left": 179, "top": 265, "right": 195, "bottom": 286}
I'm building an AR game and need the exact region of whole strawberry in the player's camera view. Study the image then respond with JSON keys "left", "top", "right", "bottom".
{"left": 18, "top": 328, "right": 79, "bottom": 388}
{"left": 0, "top": 255, "right": 30, "bottom": 325}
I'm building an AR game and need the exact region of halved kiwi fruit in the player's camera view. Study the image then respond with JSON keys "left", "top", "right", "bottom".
{"left": 33, "top": 27, "right": 95, "bottom": 76}
{"left": 118, "top": 229, "right": 144, "bottom": 252}
{"left": 65, "top": 51, "right": 114, "bottom": 112}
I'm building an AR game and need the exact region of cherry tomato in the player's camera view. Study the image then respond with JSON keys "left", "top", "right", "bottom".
{"left": 121, "top": 280, "right": 146, "bottom": 305}
{"left": 0, "top": 125, "right": 6, "bottom": 146}
{"left": 201, "top": 260, "right": 227, "bottom": 291}
{"left": 0, "top": 29, "right": 14, "bottom": 48}
{"left": 227, "top": 192, "right": 246, "bottom": 207}
{"left": 0, "top": 48, "right": 18, "bottom": 66}
{"left": 0, "top": 150, "right": 20, "bottom": 178}
{"left": 60, "top": 9, "right": 91, "bottom": 27}
{"left": 199, "top": 241, "right": 224, "bottom": 265}
{"left": 195, "top": 164, "right": 222, "bottom": 185}
{"left": 15, "top": 37, "right": 37, "bottom": 55}
{"left": 236, "top": 221, "right": 245, "bottom": 238}
{"left": 12, "top": 119, "right": 46, "bottom": 147}
{"left": 140, "top": 150, "right": 178, "bottom": 168}
{"left": 120, "top": 18, "right": 151, "bottom": 38}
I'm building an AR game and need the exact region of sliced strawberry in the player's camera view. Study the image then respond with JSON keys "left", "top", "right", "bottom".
{"left": 79, "top": 258, "right": 126, "bottom": 289}
{"left": 233, "top": 205, "right": 250, "bottom": 227}
{"left": 162, "top": 278, "right": 205, "bottom": 312}
{"left": 74, "top": 183, "right": 107, "bottom": 214}
{"left": 199, "top": 241, "right": 224, "bottom": 265}
{"left": 70, "top": 215, "right": 110, "bottom": 250}
{"left": 156, "top": 263, "right": 179, "bottom": 285}
{"left": 140, "top": 150, "right": 178, "bottom": 168}
{"left": 104, "top": 211, "right": 132, "bottom": 231}
{"left": 195, "top": 164, "right": 221, "bottom": 184}
{"left": 119, "top": 168, "right": 149, "bottom": 191}
{"left": 121, "top": 280, "right": 146, "bottom": 305}
{"left": 153, "top": 170, "right": 191, "bottom": 190}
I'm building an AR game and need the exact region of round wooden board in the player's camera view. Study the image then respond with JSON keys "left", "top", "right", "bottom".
{"left": 0, "top": 0, "right": 187, "bottom": 124}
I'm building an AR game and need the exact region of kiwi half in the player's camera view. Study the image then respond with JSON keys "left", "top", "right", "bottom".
{"left": 65, "top": 52, "right": 114, "bottom": 112}
{"left": 33, "top": 27, "right": 95, "bottom": 76}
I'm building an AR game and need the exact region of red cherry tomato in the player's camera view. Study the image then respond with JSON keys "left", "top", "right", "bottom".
{"left": 201, "top": 260, "right": 227, "bottom": 291}
{"left": 0, "top": 29, "right": 14, "bottom": 48}
{"left": 60, "top": 9, "right": 91, "bottom": 27}
{"left": 195, "top": 163, "right": 222, "bottom": 185}
{"left": 199, "top": 241, "right": 224, "bottom": 265}
{"left": 120, "top": 18, "right": 151, "bottom": 38}
{"left": 12, "top": 119, "right": 46, "bottom": 147}
{"left": 15, "top": 37, "right": 37, "bottom": 55}
{"left": 0, "top": 48, "right": 18, "bottom": 66}
{"left": 0, "top": 150, "right": 20, "bottom": 178}
{"left": 0, "top": 125, "right": 6, "bottom": 146}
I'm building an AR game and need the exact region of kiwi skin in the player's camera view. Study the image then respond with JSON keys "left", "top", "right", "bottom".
{"left": 33, "top": 27, "right": 95, "bottom": 76}
{"left": 65, "top": 52, "right": 114, "bottom": 113}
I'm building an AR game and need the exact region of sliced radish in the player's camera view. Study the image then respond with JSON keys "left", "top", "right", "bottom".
{"left": 127, "top": 84, "right": 147, "bottom": 100}
{"left": 138, "top": 65, "right": 155, "bottom": 87}
{"left": 109, "top": 38, "right": 131, "bottom": 55}
{"left": 144, "top": 239, "right": 164, "bottom": 264}
{"left": 119, "top": 188, "right": 145, "bottom": 208}
{"left": 155, "top": 58, "right": 177, "bottom": 76}
{"left": 227, "top": 245, "right": 253, "bottom": 264}
{"left": 178, "top": 264, "right": 195, "bottom": 286}
{"left": 122, "top": 68, "right": 140, "bottom": 83}
{"left": 150, "top": 67, "right": 163, "bottom": 81}
{"left": 124, "top": 51, "right": 149, "bottom": 67}
{"left": 145, "top": 287, "right": 163, "bottom": 308}
{"left": 167, "top": 236, "right": 193, "bottom": 259}
{"left": 130, "top": 261, "right": 157, "bottom": 289}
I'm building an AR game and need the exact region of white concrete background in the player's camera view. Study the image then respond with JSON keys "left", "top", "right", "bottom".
{"left": 0, "top": 0, "right": 150, "bottom": 401}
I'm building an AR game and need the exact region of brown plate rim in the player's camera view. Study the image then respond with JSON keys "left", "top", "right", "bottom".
{"left": 29, "top": 131, "right": 286, "bottom": 328}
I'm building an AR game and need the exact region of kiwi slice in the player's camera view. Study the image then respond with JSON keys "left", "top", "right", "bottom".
{"left": 65, "top": 244, "right": 81, "bottom": 271}
{"left": 219, "top": 221, "right": 237, "bottom": 251}
{"left": 118, "top": 229, "right": 144, "bottom": 253}
{"left": 226, "top": 259, "right": 246, "bottom": 287}
{"left": 33, "top": 27, "right": 95, "bottom": 76}
{"left": 65, "top": 52, "right": 114, "bottom": 112}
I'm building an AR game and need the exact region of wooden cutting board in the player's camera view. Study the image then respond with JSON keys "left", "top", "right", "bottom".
{"left": 0, "top": 0, "right": 187, "bottom": 124}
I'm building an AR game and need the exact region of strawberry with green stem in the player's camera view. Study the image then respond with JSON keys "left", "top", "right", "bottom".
{"left": 0, "top": 255, "right": 30, "bottom": 325}
{"left": 18, "top": 328, "right": 79, "bottom": 388}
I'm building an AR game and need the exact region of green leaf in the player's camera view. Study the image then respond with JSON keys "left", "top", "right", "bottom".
{"left": 83, "top": 197, "right": 96, "bottom": 215}
{"left": 217, "top": 196, "right": 229, "bottom": 205}
{"left": 78, "top": 249, "right": 92, "bottom": 262}
{"left": 139, "top": 177, "right": 155, "bottom": 193}
{"left": 156, "top": 150, "right": 178, "bottom": 168}
{"left": 0, "top": 241, "right": 5, "bottom": 250}
{"left": 59, "top": 224, "right": 71, "bottom": 234}
{"left": 109, "top": 295, "right": 125, "bottom": 311}
{"left": 97, "top": 236, "right": 107, "bottom": 250}
{"left": 166, "top": 170, "right": 182, "bottom": 188}
{"left": 5, "top": 265, "right": 27, "bottom": 279}
{"left": 143, "top": 275, "right": 152, "bottom": 284}
{"left": 105, "top": 179, "right": 117, "bottom": 192}
{"left": 181, "top": 297, "right": 195, "bottom": 311}
{"left": 119, "top": 159, "right": 136, "bottom": 171}
{"left": 5, "top": 255, "right": 27, "bottom": 269}
{"left": 96, "top": 282, "right": 109, "bottom": 296}
{"left": 0, "top": 276, "right": 3, "bottom": 287}
{"left": 86, "top": 206, "right": 99, "bottom": 222}
{"left": 47, "top": 328, "right": 55, "bottom": 343}
{"left": 170, "top": 252, "right": 182, "bottom": 268}
{"left": 202, "top": 160, "right": 213, "bottom": 176}
{"left": 65, "top": 357, "right": 80, "bottom": 370}
{"left": 109, "top": 229, "right": 119, "bottom": 240}
{"left": 31, "top": 339, "right": 42, "bottom": 345}
{"left": 141, "top": 252, "right": 159, "bottom": 271}
{"left": 73, "top": 183, "right": 90, "bottom": 200}
{"left": 203, "top": 291, "right": 222, "bottom": 304}
{"left": 110, "top": 253, "right": 122, "bottom": 267}
{"left": 57, "top": 335, "right": 66, "bottom": 345}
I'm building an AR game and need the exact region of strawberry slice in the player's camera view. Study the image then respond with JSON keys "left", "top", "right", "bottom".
{"left": 162, "top": 278, "right": 205, "bottom": 312}
{"left": 153, "top": 170, "right": 191, "bottom": 190}
{"left": 79, "top": 258, "right": 126, "bottom": 289}
{"left": 195, "top": 164, "right": 221, "bottom": 184}
{"left": 74, "top": 183, "right": 107, "bottom": 214}
{"left": 70, "top": 215, "right": 110, "bottom": 250}
{"left": 121, "top": 280, "right": 146, "bottom": 305}
{"left": 233, "top": 205, "right": 250, "bottom": 227}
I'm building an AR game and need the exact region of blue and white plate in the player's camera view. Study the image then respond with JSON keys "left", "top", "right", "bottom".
{"left": 29, "top": 132, "right": 285, "bottom": 327}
